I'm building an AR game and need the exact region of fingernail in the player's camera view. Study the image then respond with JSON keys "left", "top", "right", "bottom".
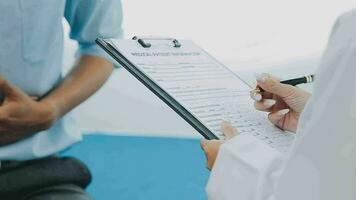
{"left": 252, "top": 93, "right": 262, "bottom": 101}
{"left": 263, "top": 99, "right": 276, "bottom": 106}
{"left": 277, "top": 109, "right": 290, "bottom": 116}
{"left": 201, "top": 139, "right": 207, "bottom": 147}
{"left": 256, "top": 73, "right": 269, "bottom": 83}
{"left": 221, "top": 120, "right": 228, "bottom": 124}
{"left": 221, "top": 120, "right": 231, "bottom": 127}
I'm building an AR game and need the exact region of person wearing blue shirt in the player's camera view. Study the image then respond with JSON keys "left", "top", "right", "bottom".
{"left": 0, "top": 0, "right": 123, "bottom": 199}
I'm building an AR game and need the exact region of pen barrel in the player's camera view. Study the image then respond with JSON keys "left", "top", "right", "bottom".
{"left": 280, "top": 77, "right": 307, "bottom": 86}
{"left": 254, "top": 74, "right": 314, "bottom": 93}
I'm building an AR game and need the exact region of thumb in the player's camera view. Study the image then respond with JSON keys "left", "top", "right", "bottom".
{"left": 256, "top": 73, "right": 295, "bottom": 98}
{"left": 0, "top": 76, "right": 21, "bottom": 98}
{"left": 220, "top": 121, "right": 238, "bottom": 140}
{"left": 200, "top": 139, "right": 208, "bottom": 151}
{"left": 268, "top": 109, "right": 290, "bottom": 128}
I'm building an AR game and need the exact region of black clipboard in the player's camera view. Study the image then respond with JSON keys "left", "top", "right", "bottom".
{"left": 96, "top": 37, "right": 219, "bottom": 140}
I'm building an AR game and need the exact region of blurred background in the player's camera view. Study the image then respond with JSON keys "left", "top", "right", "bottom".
{"left": 63, "top": 0, "right": 356, "bottom": 138}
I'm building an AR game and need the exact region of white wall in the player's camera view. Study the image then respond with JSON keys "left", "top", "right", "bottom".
{"left": 65, "top": 1, "right": 356, "bottom": 138}
{"left": 122, "top": 0, "right": 356, "bottom": 68}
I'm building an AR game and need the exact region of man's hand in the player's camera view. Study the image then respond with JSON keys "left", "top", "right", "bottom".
{"left": 0, "top": 56, "right": 113, "bottom": 146}
{"left": 0, "top": 77, "right": 56, "bottom": 145}
{"left": 201, "top": 121, "right": 238, "bottom": 170}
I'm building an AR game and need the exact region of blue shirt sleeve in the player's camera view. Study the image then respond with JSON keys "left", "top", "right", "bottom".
{"left": 64, "top": 0, "right": 124, "bottom": 66}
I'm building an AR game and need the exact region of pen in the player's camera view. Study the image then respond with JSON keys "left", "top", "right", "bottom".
{"left": 253, "top": 74, "right": 314, "bottom": 93}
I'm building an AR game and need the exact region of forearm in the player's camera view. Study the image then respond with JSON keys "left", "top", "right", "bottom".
{"left": 41, "top": 55, "right": 114, "bottom": 122}
{"left": 0, "top": 56, "right": 113, "bottom": 146}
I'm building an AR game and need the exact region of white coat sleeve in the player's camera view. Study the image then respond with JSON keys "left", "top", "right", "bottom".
{"left": 206, "top": 10, "right": 353, "bottom": 200}
{"left": 206, "top": 135, "right": 285, "bottom": 200}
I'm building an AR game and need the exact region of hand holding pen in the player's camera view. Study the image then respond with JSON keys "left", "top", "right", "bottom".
{"left": 250, "top": 73, "right": 313, "bottom": 133}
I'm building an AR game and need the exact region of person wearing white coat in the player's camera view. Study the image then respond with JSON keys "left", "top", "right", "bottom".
{"left": 201, "top": 9, "right": 356, "bottom": 200}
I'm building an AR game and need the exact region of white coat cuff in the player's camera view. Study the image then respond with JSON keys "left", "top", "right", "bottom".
{"left": 206, "top": 135, "right": 283, "bottom": 200}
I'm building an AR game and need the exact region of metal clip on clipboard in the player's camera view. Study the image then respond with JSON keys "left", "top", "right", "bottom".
{"left": 132, "top": 36, "right": 182, "bottom": 48}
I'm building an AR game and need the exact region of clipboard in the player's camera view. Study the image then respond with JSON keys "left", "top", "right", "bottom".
{"left": 96, "top": 37, "right": 218, "bottom": 139}
{"left": 95, "top": 36, "right": 294, "bottom": 152}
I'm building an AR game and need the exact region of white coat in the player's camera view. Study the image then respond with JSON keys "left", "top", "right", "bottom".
{"left": 207, "top": 9, "right": 356, "bottom": 200}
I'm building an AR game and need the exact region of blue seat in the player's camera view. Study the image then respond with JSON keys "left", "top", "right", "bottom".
{"left": 61, "top": 134, "right": 209, "bottom": 200}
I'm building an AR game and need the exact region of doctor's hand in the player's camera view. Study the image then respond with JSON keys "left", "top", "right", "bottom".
{"left": 201, "top": 121, "right": 238, "bottom": 170}
{"left": 250, "top": 73, "right": 311, "bottom": 133}
{"left": 0, "top": 77, "right": 56, "bottom": 145}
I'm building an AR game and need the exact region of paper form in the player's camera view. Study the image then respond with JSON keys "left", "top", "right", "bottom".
{"left": 111, "top": 39, "right": 294, "bottom": 153}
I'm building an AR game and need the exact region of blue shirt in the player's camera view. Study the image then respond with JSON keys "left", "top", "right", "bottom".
{"left": 0, "top": 0, "right": 123, "bottom": 160}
